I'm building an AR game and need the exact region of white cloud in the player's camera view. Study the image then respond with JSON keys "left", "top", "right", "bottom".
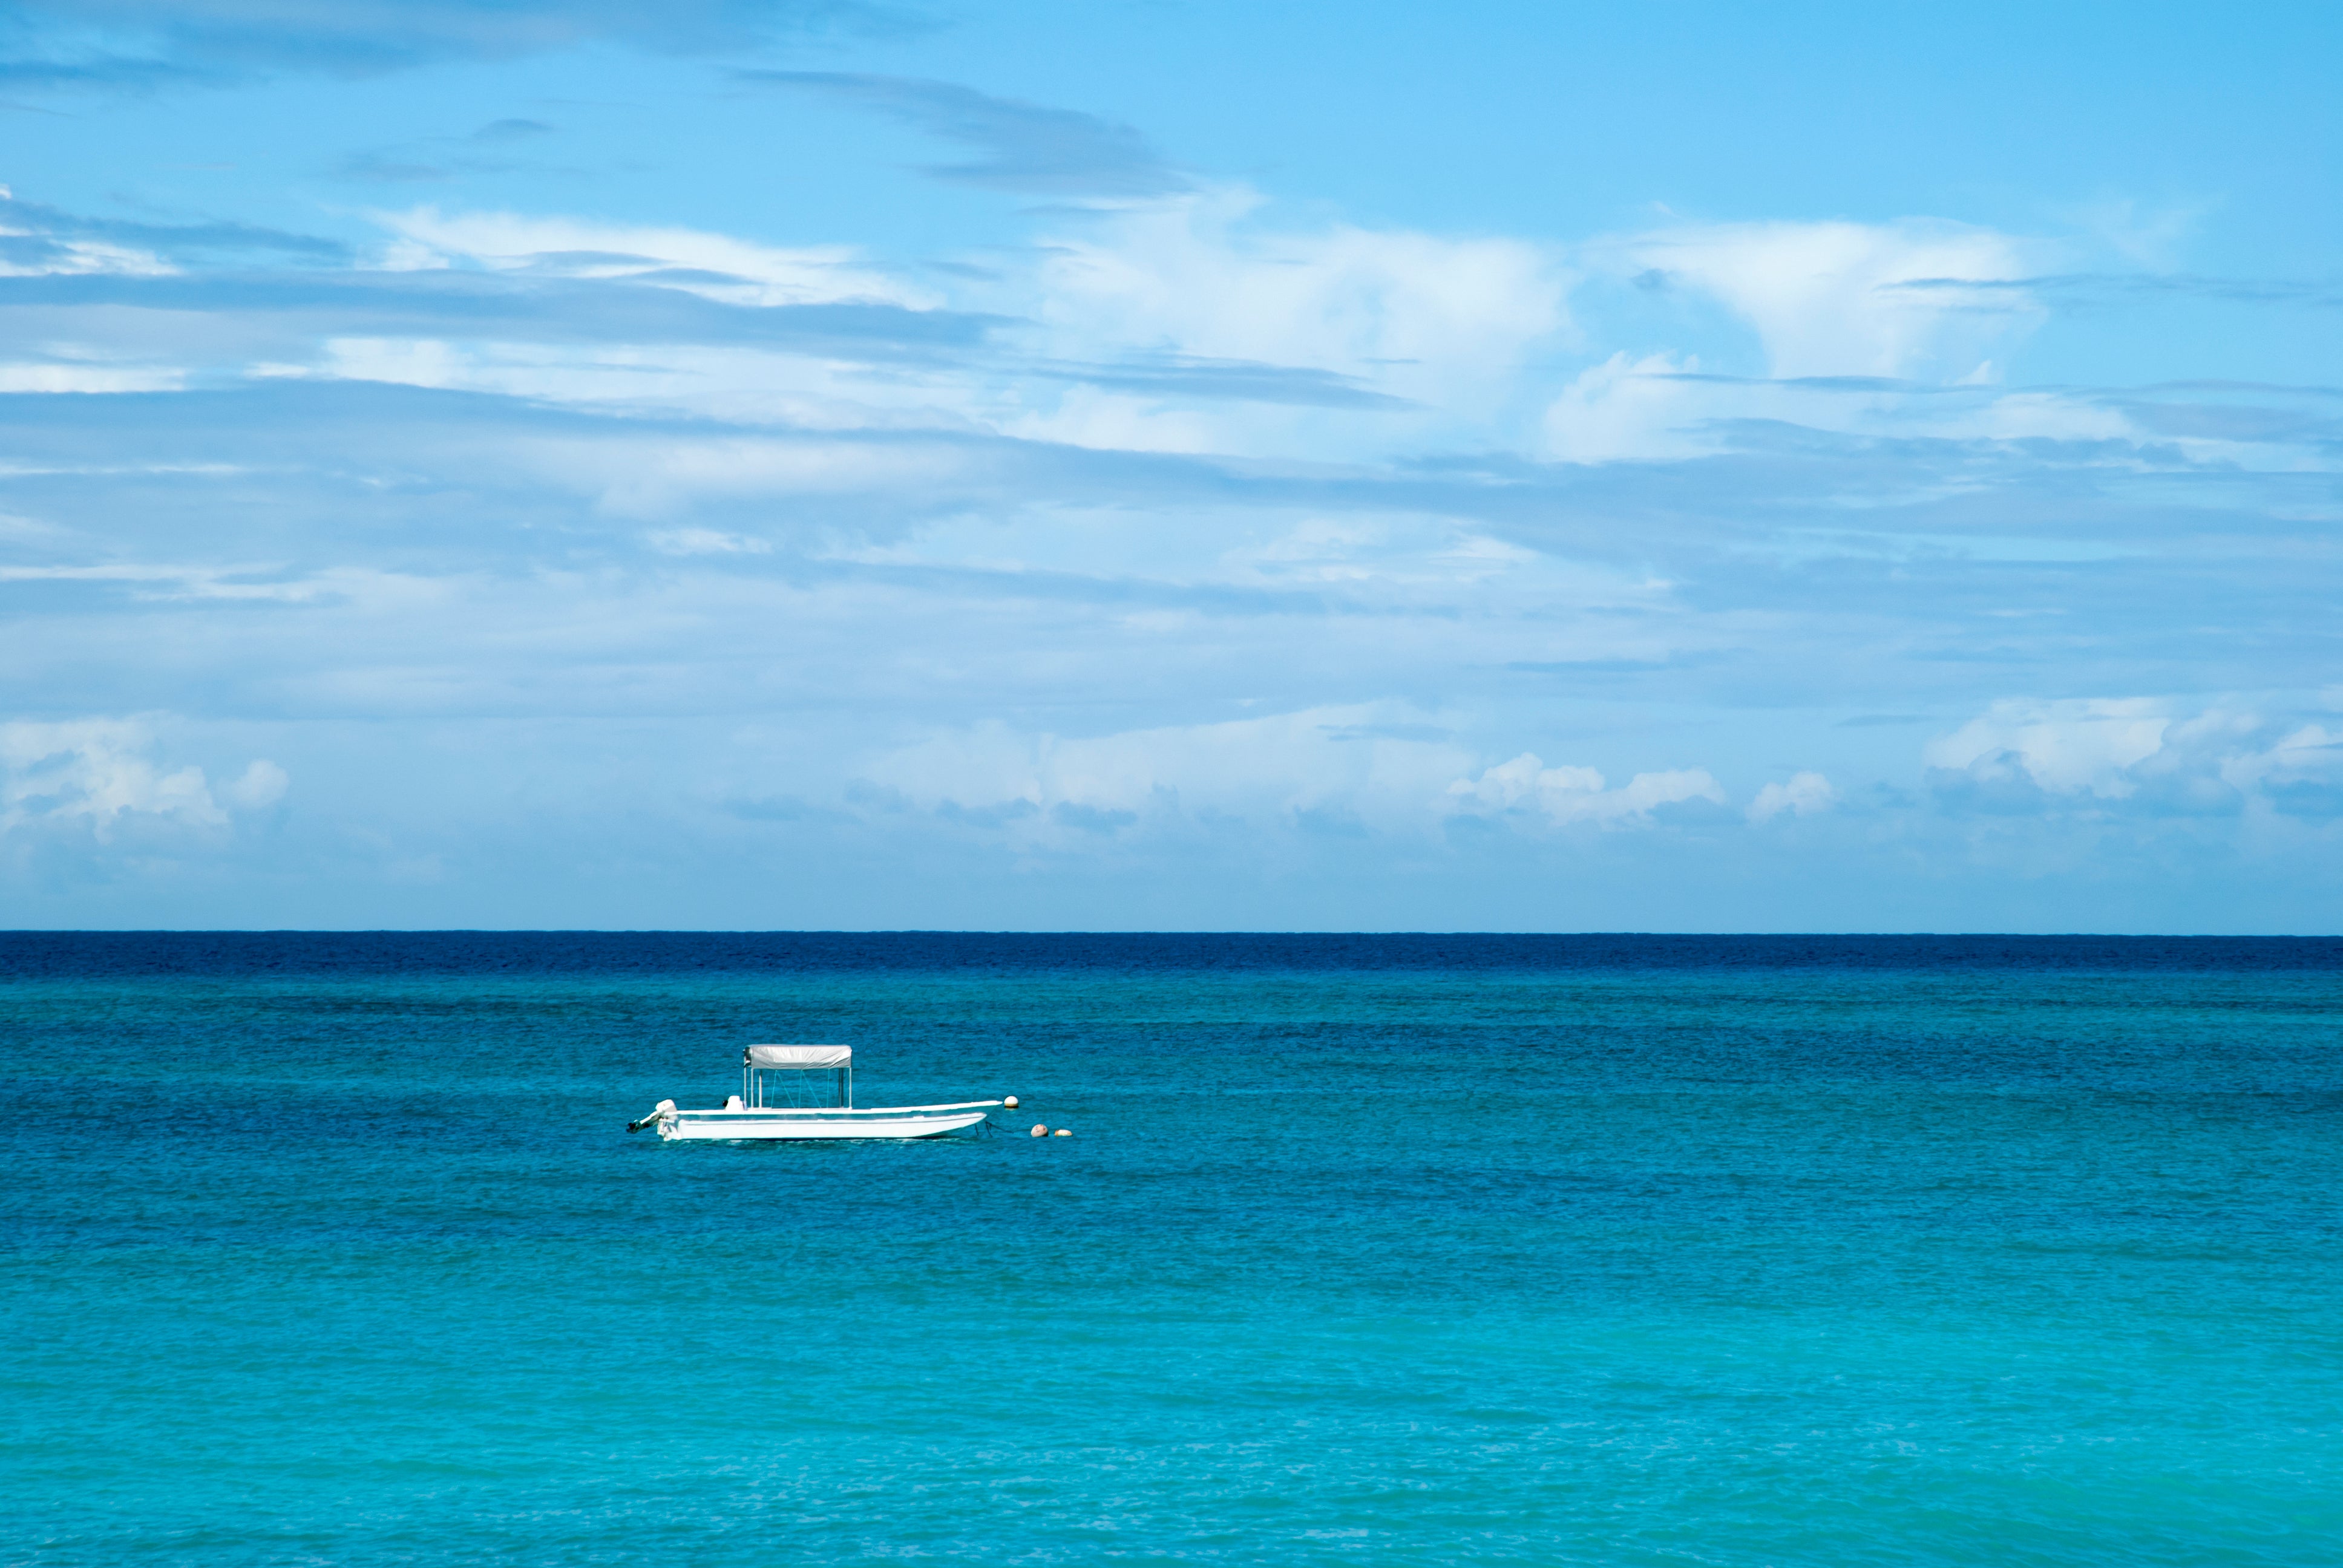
{"left": 520, "top": 431, "right": 982, "bottom": 518}
{"left": 2065, "top": 195, "right": 2214, "bottom": 270}
{"left": 0, "top": 360, "right": 186, "bottom": 394}
{"left": 371, "top": 207, "right": 931, "bottom": 309}
{"left": 1926, "top": 698, "right": 2343, "bottom": 820}
{"left": 1924, "top": 698, "right": 2170, "bottom": 797}
{"left": 1748, "top": 771, "right": 1837, "bottom": 823}
{"left": 297, "top": 213, "right": 966, "bottom": 429}
{"left": 310, "top": 202, "right": 2104, "bottom": 479}
{"left": 0, "top": 561, "right": 374, "bottom": 603}
{"left": 1215, "top": 514, "right": 1541, "bottom": 596}
{"left": 1006, "top": 185, "right": 1573, "bottom": 450}
{"left": 223, "top": 759, "right": 289, "bottom": 809}
{"left": 1032, "top": 187, "right": 1567, "bottom": 379}
{"left": 1445, "top": 752, "right": 1725, "bottom": 829}
{"left": 0, "top": 226, "right": 172, "bottom": 279}
{"left": 1541, "top": 350, "right": 1708, "bottom": 463}
{"left": 312, "top": 337, "right": 471, "bottom": 389}
{"left": 647, "top": 527, "right": 773, "bottom": 556}
{"left": 1922, "top": 390, "right": 2135, "bottom": 445}
{"left": 1, "top": 719, "right": 226, "bottom": 838}
{"left": 62, "top": 197, "right": 1570, "bottom": 454}
{"left": 1536, "top": 219, "right": 2066, "bottom": 462}
{"left": 323, "top": 190, "right": 1578, "bottom": 458}
{"left": 297, "top": 338, "right": 980, "bottom": 433}
{"left": 1615, "top": 218, "right": 2041, "bottom": 380}
{"left": 865, "top": 705, "right": 1475, "bottom": 838}
{"left": 0, "top": 720, "right": 289, "bottom": 841}
{"left": 2219, "top": 722, "right": 2343, "bottom": 811}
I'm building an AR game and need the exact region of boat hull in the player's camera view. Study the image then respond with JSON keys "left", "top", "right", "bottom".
{"left": 657, "top": 1105, "right": 995, "bottom": 1141}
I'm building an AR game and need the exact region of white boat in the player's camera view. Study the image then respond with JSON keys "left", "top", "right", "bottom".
{"left": 629, "top": 1044, "right": 1000, "bottom": 1142}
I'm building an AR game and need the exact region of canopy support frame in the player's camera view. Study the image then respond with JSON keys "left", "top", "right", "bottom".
{"left": 740, "top": 1046, "right": 854, "bottom": 1110}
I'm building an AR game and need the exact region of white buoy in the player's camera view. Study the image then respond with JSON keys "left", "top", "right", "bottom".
{"left": 1054, "top": 1128, "right": 1072, "bottom": 1137}
{"left": 1003, "top": 1096, "right": 1020, "bottom": 1109}
{"left": 1030, "top": 1123, "right": 1049, "bottom": 1138}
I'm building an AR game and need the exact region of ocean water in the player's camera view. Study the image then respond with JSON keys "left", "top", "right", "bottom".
{"left": 4, "top": 933, "right": 2339, "bottom": 1566}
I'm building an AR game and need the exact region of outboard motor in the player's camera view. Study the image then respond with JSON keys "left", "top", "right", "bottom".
{"left": 626, "top": 1099, "right": 677, "bottom": 1134}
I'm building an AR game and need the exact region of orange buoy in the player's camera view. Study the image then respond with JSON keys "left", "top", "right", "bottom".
{"left": 1053, "top": 1128, "right": 1072, "bottom": 1137}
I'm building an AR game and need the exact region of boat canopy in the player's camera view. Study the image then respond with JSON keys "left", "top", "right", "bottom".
{"left": 746, "top": 1044, "right": 853, "bottom": 1069}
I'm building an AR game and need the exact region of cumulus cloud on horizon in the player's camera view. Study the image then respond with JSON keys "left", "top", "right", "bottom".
{"left": 1924, "top": 699, "right": 2343, "bottom": 821}
{"left": 0, "top": 717, "right": 284, "bottom": 841}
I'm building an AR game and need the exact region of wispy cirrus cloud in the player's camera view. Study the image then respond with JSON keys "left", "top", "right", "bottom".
{"left": 331, "top": 116, "right": 567, "bottom": 185}
{"left": 367, "top": 204, "right": 937, "bottom": 305}
{"left": 0, "top": 0, "right": 916, "bottom": 87}
{"left": 1027, "top": 354, "right": 1415, "bottom": 411}
{"left": 739, "top": 71, "right": 1189, "bottom": 197}
{"left": 0, "top": 189, "right": 347, "bottom": 270}
{"left": 1892, "top": 272, "right": 2343, "bottom": 312}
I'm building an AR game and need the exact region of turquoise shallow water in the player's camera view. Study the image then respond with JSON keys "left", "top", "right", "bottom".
{"left": 4, "top": 933, "right": 2339, "bottom": 1566}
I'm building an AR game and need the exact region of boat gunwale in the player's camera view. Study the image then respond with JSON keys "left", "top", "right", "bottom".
{"left": 669, "top": 1100, "right": 1003, "bottom": 1118}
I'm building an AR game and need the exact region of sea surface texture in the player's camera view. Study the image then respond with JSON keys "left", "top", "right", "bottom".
{"left": 4, "top": 933, "right": 2339, "bottom": 1566}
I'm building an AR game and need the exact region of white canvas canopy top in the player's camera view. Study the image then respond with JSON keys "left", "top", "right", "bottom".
{"left": 746, "top": 1044, "right": 853, "bottom": 1068}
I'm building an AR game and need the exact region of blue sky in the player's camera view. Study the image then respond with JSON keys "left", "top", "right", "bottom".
{"left": 2, "top": 0, "right": 2339, "bottom": 930}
